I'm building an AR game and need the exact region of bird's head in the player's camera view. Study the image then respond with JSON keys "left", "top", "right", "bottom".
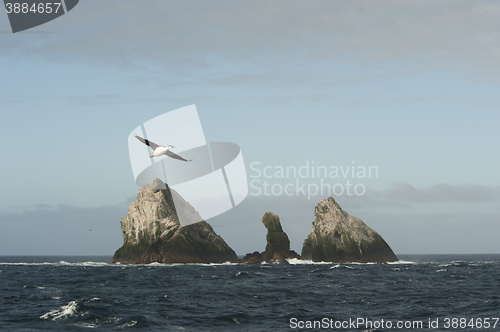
{"left": 167, "top": 145, "right": 175, "bottom": 149}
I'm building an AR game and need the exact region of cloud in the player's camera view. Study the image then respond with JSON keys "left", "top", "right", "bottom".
{"left": 363, "top": 211, "right": 500, "bottom": 254}
{"left": 1, "top": 184, "right": 498, "bottom": 256}
{"left": 0, "top": 204, "right": 126, "bottom": 255}
{"left": 2, "top": 0, "right": 500, "bottom": 76}
{"left": 211, "top": 190, "right": 500, "bottom": 255}
{"left": 340, "top": 181, "right": 500, "bottom": 209}
{"left": 383, "top": 181, "right": 499, "bottom": 202}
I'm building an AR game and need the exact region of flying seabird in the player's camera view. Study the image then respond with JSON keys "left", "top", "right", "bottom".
{"left": 135, "top": 135, "right": 192, "bottom": 162}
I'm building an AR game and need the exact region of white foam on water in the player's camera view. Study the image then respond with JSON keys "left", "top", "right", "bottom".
{"left": 388, "top": 260, "right": 418, "bottom": 265}
{"left": 1, "top": 259, "right": 429, "bottom": 267}
{"left": 147, "top": 262, "right": 163, "bottom": 266}
{"left": 124, "top": 261, "right": 239, "bottom": 267}
{"left": 286, "top": 258, "right": 332, "bottom": 265}
{"left": 2, "top": 262, "right": 55, "bottom": 266}
{"left": 208, "top": 261, "right": 239, "bottom": 266}
{"left": 76, "top": 322, "right": 99, "bottom": 329}
{"left": 0, "top": 261, "right": 110, "bottom": 267}
{"left": 40, "top": 300, "right": 79, "bottom": 321}
{"left": 79, "top": 262, "right": 110, "bottom": 267}
{"left": 120, "top": 320, "right": 138, "bottom": 328}
{"left": 287, "top": 258, "right": 385, "bottom": 265}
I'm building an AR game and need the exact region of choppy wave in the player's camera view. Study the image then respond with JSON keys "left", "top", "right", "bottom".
{"left": 1, "top": 258, "right": 494, "bottom": 268}
{"left": 1, "top": 255, "right": 499, "bottom": 331}
{"left": 388, "top": 260, "right": 418, "bottom": 265}
{"left": 287, "top": 258, "right": 331, "bottom": 265}
{"left": 40, "top": 301, "right": 80, "bottom": 321}
{"left": 0, "top": 261, "right": 111, "bottom": 267}
{"left": 287, "top": 258, "right": 418, "bottom": 265}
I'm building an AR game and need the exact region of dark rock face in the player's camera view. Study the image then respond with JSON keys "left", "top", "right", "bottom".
{"left": 241, "top": 212, "right": 301, "bottom": 264}
{"left": 301, "top": 197, "right": 398, "bottom": 263}
{"left": 240, "top": 251, "right": 263, "bottom": 265}
{"left": 111, "top": 179, "right": 238, "bottom": 264}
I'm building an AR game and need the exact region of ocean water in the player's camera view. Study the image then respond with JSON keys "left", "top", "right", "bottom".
{"left": 0, "top": 255, "right": 499, "bottom": 331}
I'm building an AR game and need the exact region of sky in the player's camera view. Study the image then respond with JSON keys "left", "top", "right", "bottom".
{"left": 0, "top": 0, "right": 499, "bottom": 256}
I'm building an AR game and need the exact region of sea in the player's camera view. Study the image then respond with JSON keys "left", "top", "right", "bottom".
{"left": 0, "top": 254, "right": 499, "bottom": 331}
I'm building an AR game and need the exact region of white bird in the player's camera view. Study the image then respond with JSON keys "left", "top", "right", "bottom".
{"left": 135, "top": 136, "right": 192, "bottom": 162}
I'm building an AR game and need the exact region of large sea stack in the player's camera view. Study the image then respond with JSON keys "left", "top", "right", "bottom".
{"left": 111, "top": 178, "right": 238, "bottom": 264}
{"left": 241, "top": 212, "right": 301, "bottom": 264}
{"left": 301, "top": 197, "right": 397, "bottom": 263}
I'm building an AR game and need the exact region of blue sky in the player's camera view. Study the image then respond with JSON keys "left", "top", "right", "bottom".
{"left": 1, "top": 1, "right": 499, "bottom": 256}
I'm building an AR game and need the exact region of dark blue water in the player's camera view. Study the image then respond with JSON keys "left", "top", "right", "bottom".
{"left": 1, "top": 255, "right": 499, "bottom": 331}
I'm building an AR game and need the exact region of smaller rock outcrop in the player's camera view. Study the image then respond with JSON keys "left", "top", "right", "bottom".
{"left": 301, "top": 197, "right": 397, "bottom": 263}
{"left": 240, "top": 212, "right": 301, "bottom": 264}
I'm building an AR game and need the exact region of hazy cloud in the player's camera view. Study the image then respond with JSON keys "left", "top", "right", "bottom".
{"left": 1, "top": 184, "right": 498, "bottom": 255}
{"left": 340, "top": 182, "right": 500, "bottom": 209}
{"left": 362, "top": 211, "right": 500, "bottom": 254}
{"left": 0, "top": 204, "right": 126, "bottom": 255}
{"left": 2, "top": 1, "right": 500, "bottom": 76}
{"left": 211, "top": 190, "right": 500, "bottom": 255}
{"left": 383, "top": 182, "right": 499, "bottom": 202}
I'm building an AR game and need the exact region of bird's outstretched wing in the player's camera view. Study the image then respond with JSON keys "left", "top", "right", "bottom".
{"left": 166, "top": 150, "right": 192, "bottom": 162}
{"left": 135, "top": 135, "right": 161, "bottom": 150}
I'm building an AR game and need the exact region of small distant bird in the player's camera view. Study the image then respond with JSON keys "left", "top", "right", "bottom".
{"left": 135, "top": 136, "right": 192, "bottom": 162}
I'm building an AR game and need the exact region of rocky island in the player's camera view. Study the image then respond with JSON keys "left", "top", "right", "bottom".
{"left": 240, "top": 212, "right": 301, "bottom": 264}
{"left": 301, "top": 197, "right": 398, "bottom": 263}
{"left": 111, "top": 178, "right": 238, "bottom": 264}
{"left": 111, "top": 179, "right": 397, "bottom": 264}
